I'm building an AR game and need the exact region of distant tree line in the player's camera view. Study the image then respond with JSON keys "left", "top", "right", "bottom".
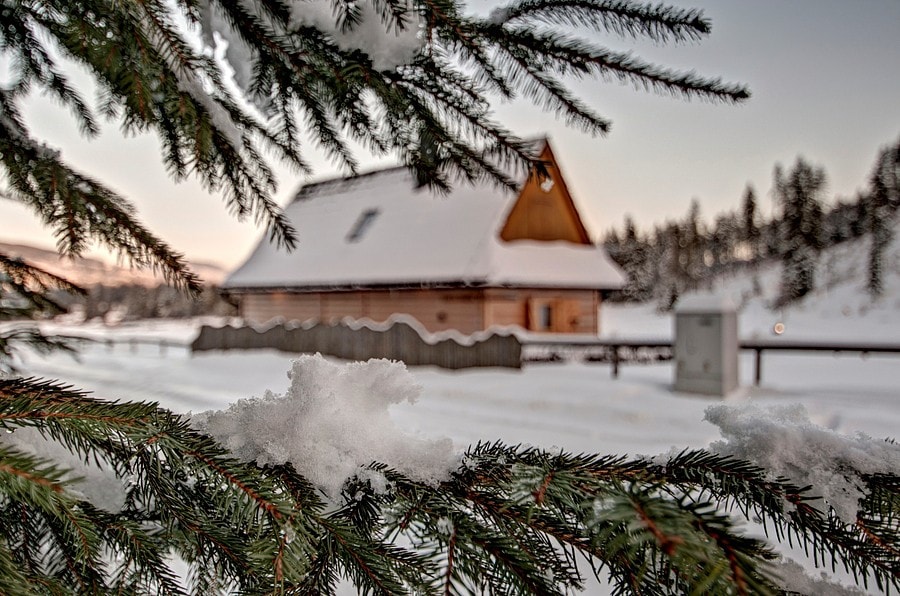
{"left": 603, "top": 136, "right": 900, "bottom": 309}
{"left": 51, "top": 284, "right": 235, "bottom": 322}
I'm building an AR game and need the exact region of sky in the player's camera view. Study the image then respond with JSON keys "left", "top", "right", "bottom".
{"left": 1, "top": 0, "right": 899, "bottom": 272}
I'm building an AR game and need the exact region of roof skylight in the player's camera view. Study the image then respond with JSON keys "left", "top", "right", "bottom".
{"left": 346, "top": 208, "right": 380, "bottom": 242}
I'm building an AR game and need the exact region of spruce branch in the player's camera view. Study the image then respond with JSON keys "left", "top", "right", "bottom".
{"left": 2, "top": 374, "right": 897, "bottom": 593}
{"left": 0, "top": 252, "right": 85, "bottom": 318}
{"left": 495, "top": 0, "right": 712, "bottom": 44}
{"left": 646, "top": 449, "right": 900, "bottom": 592}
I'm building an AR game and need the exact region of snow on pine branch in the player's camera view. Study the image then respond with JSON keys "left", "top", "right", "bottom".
{"left": 191, "top": 354, "right": 455, "bottom": 500}
{"left": 705, "top": 404, "right": 900, "bottom": 524}
{"left": 197, "top": 0, "right": 424, "bottom": 95}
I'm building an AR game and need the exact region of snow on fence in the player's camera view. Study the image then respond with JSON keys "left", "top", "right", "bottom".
{"left": 190, "top": 320, "right": 523, "bottom": 370}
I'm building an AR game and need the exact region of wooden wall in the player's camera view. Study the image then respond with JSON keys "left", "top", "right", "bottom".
{"left": 499, "top": 144, "right": 591, "bottom": 245}
{"left": 482, "top": 288, "right": 599, "bottom": 334}
{"left": 239, "top": 288, "right": 485, "bottom": 334}
{"left": 238, "top": 287, "right": 601, "bottom": 335}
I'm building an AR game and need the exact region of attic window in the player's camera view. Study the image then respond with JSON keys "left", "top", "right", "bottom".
{"left": 346, "top": 208, "right": 380, "bottom": 242}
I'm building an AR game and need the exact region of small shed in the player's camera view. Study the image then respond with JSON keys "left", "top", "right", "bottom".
{"left": 222, "top": 139, "right": 625, "bottom": 335}
{"left": 673, "top": 295, "right": 739, "bottom": 396}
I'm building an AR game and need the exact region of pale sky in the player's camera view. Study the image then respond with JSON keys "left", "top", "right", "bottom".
{"left": 1, "top": 0, "right": 898, "bottom": 271}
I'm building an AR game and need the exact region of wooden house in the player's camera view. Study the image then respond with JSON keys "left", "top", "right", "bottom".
{"left": 222, "top": 139, "right": 625, "bottom": 335}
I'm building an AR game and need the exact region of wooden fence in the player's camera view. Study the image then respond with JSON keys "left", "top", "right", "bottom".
{"left": 51, "top": 334, "right": 189, "bottom": 355}
{"left": 190, "top": 320, "right": 522, "bottom": 370}
{"left": 55, "top": 328, "right": 900, "bottom": 383}
{"left": 524, "top": 337, "right": 900, "bottom": 384}
{"left": 743, "top": 339, "right": 900, "bottom": 386}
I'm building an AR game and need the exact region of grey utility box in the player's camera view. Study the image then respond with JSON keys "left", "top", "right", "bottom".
{"left": 673, "top": 295, "right": 739, "bottom": 396}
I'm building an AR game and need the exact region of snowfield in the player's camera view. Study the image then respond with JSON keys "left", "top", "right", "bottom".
{"left": 11, "top": 313, "right": 900, "bottom": 594}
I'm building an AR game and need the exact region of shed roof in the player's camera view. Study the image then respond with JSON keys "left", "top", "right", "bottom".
{"left": 224, "top": 145, "right": 625, "bottom": 292}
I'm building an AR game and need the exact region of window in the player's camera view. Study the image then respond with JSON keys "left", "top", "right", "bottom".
{"left": 346, "top": 208, "right": 380, "bottom": 242}
{"left": 539, "top": 304, "right": 553, "bottom": 330}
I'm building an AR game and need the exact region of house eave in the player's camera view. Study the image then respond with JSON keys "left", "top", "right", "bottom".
{"left": 221, "top": 279, "right": 623, "bottom": 295}
{"left": 220, "top": 280, "right": 490, "bottom": 295}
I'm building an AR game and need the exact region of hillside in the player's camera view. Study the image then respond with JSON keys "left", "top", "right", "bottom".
{"left": 0, "top": 241, "right": 226, "bottom": 286}
{"left": 602, "top": 216, "right": 900, "bottom": 342}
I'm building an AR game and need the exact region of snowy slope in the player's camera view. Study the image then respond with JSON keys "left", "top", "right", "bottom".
{"left": 602, "top": 217, "right": 900, "bottom": 342}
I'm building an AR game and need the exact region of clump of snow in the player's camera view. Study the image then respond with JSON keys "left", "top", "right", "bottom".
{"left": 192, "top": 354, "right": 455, "bottom": 500}
{"left": 435, "top": 516, "right": 454, "bottom": 536}
{"left": 773, "top": 557, "right": 867, "bottom": 595}
{"left": 0, "top": 427, "right": 128, "bottom": 512}
{"left": 353, "top": 467, "right": 391, "bottom": 496}
{"left": 704, "top": 404, "right": 900, "bottom": 524}
{"left": 488, "top": 6, "right": 511, "bottom": 25}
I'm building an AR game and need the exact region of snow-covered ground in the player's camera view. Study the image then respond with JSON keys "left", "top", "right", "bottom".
{"left": 13, "top": 311, "right": 900, "bottom": 459}
{"left": 8, "top": 230, "right": 900, "bottom": 594}
{"left": 11, "top": 313, "right": 899, "bottom": 594}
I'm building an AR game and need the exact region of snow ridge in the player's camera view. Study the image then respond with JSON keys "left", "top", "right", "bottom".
{"left": 705, "top": 404, "right": 900, "bottom": 524}
{"left": 192, "top": 354, "right": 455, "bottom": 500}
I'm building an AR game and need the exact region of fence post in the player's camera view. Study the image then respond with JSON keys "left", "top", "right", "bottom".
{"left": 611, "top": 345, "right": 620, "bottom": 379}
{"left": 754, "top": 348, "right": 762, "bottom": 386}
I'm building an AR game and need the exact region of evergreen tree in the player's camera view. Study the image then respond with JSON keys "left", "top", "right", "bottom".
{"left": 866, "top": 138, "right": 900, "bottom": 298}
{"left": 607, "top": 216, "right": 656, "bottom": 302}
{"left": 2, "top": 1, "right": 898, "bottom": 594}
{"left": 708, "top": 212, "right": 739, "bottom": 271}
{"left": 681, "top": 198, "right": 705, "bottom": 288}
{"left": 774, "top": 158, "right": 826, "bottom": 305}
{"left": 741, "top": 184, "right": 760, "bottom": 262}
{"left": 659, "top": 222, "right": 683, "bottom": 311}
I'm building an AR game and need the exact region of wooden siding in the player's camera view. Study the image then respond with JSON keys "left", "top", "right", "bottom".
{"left": 239, "top": 287, "right": 601, "bottom": 335}
{"left": 241, "top": 293, "right": 320, "bottom": 323}
{"left": 239, "top": 288, "right": 485, "bottom": 334}
{"left": 483, "top": 288, "right": 598, "bottom": 334}
{"left": 500, "top": 145, "right": 591, "bottom": 244}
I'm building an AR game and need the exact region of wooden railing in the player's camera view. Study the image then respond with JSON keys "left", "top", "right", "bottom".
{"left": 522, "top": 337, "right": 900, "bottom": 384}
{"left": 522, "top": 338, "right": 672, "bottom": 378}
{"left": 741, "top": 339, "right": 900, "bottom": 386}
{"left": 60, "top": 334, "right": 190, "bottom": 355}
{"left": 49, "top": 328, "right": 900, "bottom": 383}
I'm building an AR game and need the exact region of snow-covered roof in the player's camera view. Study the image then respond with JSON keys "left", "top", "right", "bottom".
{"left": 224, "top": 160, "right": 625, "bottom": 291}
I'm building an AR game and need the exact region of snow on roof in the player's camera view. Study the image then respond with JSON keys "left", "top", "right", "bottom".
{"left": 675, "top": 294, "right": 738, "bottom": 314}
{"left": 224, "top": 162, "right": 625, "bottom": 291}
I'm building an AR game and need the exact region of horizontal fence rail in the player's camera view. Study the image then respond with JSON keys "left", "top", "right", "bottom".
{"left": 522, "top": 338, "right": 673, "bottom": 377}
{"left": 522, "top": 337, "right": 900, "bottom": 384}
{"left": 740, "top": 339, "right": 900, "bottom": 386}
{"left": 37, "top": 325, "right": 898, "bottom": 382}
{"left": 47, "top": 334, "right": 191, "bottom": 355}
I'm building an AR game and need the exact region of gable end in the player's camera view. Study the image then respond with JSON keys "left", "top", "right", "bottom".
{"left": 499, "top": 143, "right": 592, "bottom": 245}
